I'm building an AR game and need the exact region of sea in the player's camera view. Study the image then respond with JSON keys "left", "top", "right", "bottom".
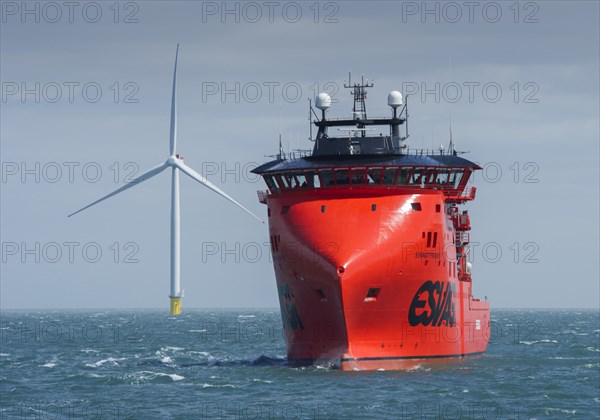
{"left": 0, "top": 309, "right": 598, "bottom": 419}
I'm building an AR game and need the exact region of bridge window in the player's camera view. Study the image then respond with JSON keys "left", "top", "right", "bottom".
{"left": 292, "top": 172, "right": 307, "bottom": 188}
{"left": 265, "top": 176, "right": 277, "bottom": 192}
{"left": 265, "top": 167, "right": 467, "bottom": 192}
{"left": 397, "top": 168, "right": 411, "bottom": 185}
{"left": 350, "top": 167, "right": 367, "bottom": 185}
{"left": 319, "top": 170, "right": 335, "bottom": 186}
{"left": 286, "top": 174, "right": 297, "bottom": 188}
{"left": 424, "top": 169, "right": 436, "bottom": 184}
{"left": 277, "top": 174, "right": 289, "bottom": 189}
{"left": 408, "top": 169, "right": 421, "bottom": 185}
{"left": 383, "top": 167, "right": 398, "bottom": 185}
{"left": 305, "top": 171, "right": 320, "bottom": 188}
{"left": 435, "top": 170, "right": 449, "bottom": 186}
{"left": 334, "top": 168, "right": 350, "bottom": 185}
{"left": 368, "top": 168, "right": 383, "bottom": 184}
{"left": 449, "top": 171, "right": 463, "bottom": 188}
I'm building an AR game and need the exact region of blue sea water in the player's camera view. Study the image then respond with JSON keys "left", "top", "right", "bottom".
{"left": 0, "top": 309, "right": 598, "bottom": 419}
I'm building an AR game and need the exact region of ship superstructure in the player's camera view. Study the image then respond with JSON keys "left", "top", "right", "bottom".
{"left": 253, "top": 76, "right": 489, "bottom": 370}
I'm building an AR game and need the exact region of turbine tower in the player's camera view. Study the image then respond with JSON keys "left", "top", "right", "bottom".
{"left": 68, "top": 44, "right": 263, "bottom": 315}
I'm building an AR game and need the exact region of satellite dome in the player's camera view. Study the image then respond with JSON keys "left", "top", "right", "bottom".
{"left": 387, "top": 90, "right": 403, "bottom": 108}
{"left": 315, "top": 92, "right": 332, "bottom": 110}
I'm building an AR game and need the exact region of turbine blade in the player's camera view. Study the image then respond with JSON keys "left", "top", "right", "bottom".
{"left": 169, "top": 44, "right": 179, "bottom": 156}
{"left": 68, "top": 163, "right": 166, "bottom": 217}
{"left": 175, "top": 161, "right": 264, "bottom": 223}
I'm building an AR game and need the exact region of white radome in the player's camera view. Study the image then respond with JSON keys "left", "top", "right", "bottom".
{"left": 315, "top": 92, "right": 332, "bottom": 110}
{"left": 387, "top": 90, "right": 403, "bottom": 108}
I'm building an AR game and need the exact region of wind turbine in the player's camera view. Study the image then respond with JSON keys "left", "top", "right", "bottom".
{"left": 68, "top": 44, "right": 263, "bottom": 315}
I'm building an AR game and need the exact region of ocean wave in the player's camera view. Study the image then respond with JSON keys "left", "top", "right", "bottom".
{"left": 85, "top": 357, "right": 125, "bottom": 368}
{"left": 519, "top": 339, "right": 559, "bottom": 345}
{"left": 161, "top": 346, "right": 184, "bottom": 352}
{"left": 407, "top": 363, "right": 432, "bottom": 372}
{"left": 187, "top": 351, "right": 212, "bottom": 357}
{"left": 253, "top": 378, "right": 273, "bottom": 383}
{"left": 120, "top": 371, "right": 184, "bottom": 384}
{"left": 179, "top": 355, "right": 286, "bottom": 369}
{"left": 189, "top": 329, "right": 207, "bottom": 333}
{"left": 42, "top": 362, "right": 56, "bottom": 368}
{"left": 582, "top": 363, "right": 600, "bottom": 369}
{"left": 238, "top": 315, "right": 256, "bottom": 319}
{"left": 542, "top": 408, "right": 577, "bottom": 415}
{"left": 160, "top": 355, "right": 173, "bottom": 364}
{"left": 201, "top": 383, "right": 235, "bottom": 388}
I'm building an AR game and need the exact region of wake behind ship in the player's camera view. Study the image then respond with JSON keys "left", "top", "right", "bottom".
{"left": 252, "top": 76, "right": 490, "bottom": 370}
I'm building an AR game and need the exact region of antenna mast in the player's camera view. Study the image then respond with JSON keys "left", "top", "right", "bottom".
{"left": 344, "top": 73, "right": 373, "bottom": 137}
{"left": 447, "top": 57, "right": 455, "bottom": 155}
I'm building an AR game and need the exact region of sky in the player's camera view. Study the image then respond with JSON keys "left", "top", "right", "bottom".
{"left": 1, "top": 1, "right": 598, "bottom": 310}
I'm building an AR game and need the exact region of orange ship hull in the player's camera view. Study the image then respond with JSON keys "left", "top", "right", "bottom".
{"left": 265, "top": 187, "right": 490, "bottom": 371}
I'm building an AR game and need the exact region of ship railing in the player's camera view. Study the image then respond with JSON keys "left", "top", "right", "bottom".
{"left": 403, "top": 148, "right": 470, "bottom": 156}
{"left": 441, "top": 186, "right": 477, "bottom": 201}
{"left": 257, "top": 190, "right": 270, "bottom": 204}
{"left": 276, "top": 150, "right": 313, "bottom": 160}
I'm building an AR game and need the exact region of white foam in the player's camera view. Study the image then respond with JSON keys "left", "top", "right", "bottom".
{"left": 42, "top": 362, "right": 56, "bottom": 368}
{"left": 201, "top": 383, "right": 235, "bottom": 388}
{"left": 123, "top": 371, "right": 184, "bottom": 383}
{"left": 519, "top": 339, "right": 558, "bottom": 345}
{"left": 85, "top": 357, "right": 125, "bottom": 368}
{"left": 543, "top": 408, "right": 577, "bottom": 415}
{"left": 189, "top": 351, "right": 212, "bottom": 357}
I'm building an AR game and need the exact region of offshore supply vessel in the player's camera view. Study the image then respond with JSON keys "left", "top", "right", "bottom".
{"left": 252, "top": 76, "right": 490, "bottom": 370}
